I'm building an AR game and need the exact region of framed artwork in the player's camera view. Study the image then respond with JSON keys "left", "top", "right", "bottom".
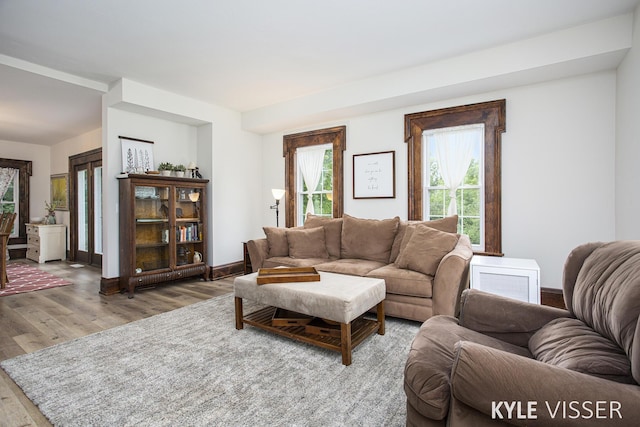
{"left": 120, "top": 136, "right": 154, "bottom": 173}
{"left": 50, "top": 173, "right": 69, "bottom": 211}
{"left": 353, "top": 151, "right": 396, "bottom": 199}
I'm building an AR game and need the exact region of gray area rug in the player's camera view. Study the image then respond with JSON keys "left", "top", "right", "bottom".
{"left": 1, "top": 293, "right": 420, "bottom": 426}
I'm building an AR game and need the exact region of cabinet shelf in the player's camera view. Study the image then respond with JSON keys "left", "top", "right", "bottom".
{"left": 119, "top": 174, "right": 210, "bottom": 298}
{"left": 136, "top": 218, "right": 169, "bottom": 223}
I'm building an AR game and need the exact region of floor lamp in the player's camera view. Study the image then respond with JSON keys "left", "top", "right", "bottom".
{"left": 270, "top": 189, "right": 285, "bottom": 227}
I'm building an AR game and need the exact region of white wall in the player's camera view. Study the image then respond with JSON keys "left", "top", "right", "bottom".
{"left": 261, "top": 71, "right": 617, "bottom": 289}
{"left": 0, "top": 139, "right": 51, "bottom": 222}
{"left": 616, "top": 4, "right": 640, "bottom": 239}
{"left": 101, "top": 79, "right": 263, "bottom": 278}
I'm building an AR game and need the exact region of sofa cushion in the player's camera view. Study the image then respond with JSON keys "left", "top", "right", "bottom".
{"left": 263, "top": 227, "right": 290, "bottom": 257}
{"left": 303, "top": 214, "right": 343, "bottom": 258}
{"left": 262, "top": 256, "right": 330, "bottom": 269}
{"left": 529, "top": 317, "right": 634, "bottom": 384}
{"left": 390, "top": 215, "right": 458, "bottom": 262}
{"left": 315, "top": 259, "right": 387, "bottom": 277}
{"left": 286, "top": 227, "right": 329, "bottom": 259}
{"left": 395, "top": 225, "right": 459, "bottom": 276}
{"left": 367, "top": 264, "right": 433, "bottom": 298}
{"left": 405, "top": 315, "right": 532, "bottom": 421}
{"left": 571, "top": 241, "right": 640, "bottom": 361}
{"left": 340, "top": 214, "right": 399, "bottom": 263}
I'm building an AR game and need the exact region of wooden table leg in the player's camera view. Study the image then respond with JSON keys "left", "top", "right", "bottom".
{"left": 340, "top": 322, "right": 352, "bottom": 366}
{"left": 377, "top": 301, "right": 385, "bottom": 335}
{"left": 235, "top": 297, "right": 244, "bottom": 330}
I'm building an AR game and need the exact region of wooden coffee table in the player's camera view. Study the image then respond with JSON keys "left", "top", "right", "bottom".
{"left": 234, "top": 271, "right": 385, "bottom": 365}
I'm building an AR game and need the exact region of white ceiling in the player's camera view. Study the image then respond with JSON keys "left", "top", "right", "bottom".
{"left": 0, "top": 0, "right": 638, "bottom": 145}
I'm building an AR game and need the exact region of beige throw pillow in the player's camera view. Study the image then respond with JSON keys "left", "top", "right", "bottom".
{"left": 287, "top": 227, "right": 329, "bottom": 259}
{"left": 395, "top": 225, "right": 459, "bottom": 276}
{"left": 390, "top": 215, "right": 458, "bottom": 262}
{"left": 340, "top": 214, "right": 400, "bottom": 263}
{"left": 263, "top": 227, "right": 289, "bottom": 257}
{"left": 303, "top": 214, "right": 343, "bottom": 258}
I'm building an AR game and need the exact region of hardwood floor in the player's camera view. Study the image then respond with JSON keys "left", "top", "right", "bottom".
{"left": 0, "top": 260, "right": 235, "bottom": 427}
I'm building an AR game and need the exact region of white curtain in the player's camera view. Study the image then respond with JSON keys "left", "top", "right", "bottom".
{"left": 427, "top": 125, "right": 482, "bottom": 216}
{"left": 0, "top": 167, "right": 17, "bottom": 201}
{"left": 297, "top": 147, "right": 326, "bottom": 215}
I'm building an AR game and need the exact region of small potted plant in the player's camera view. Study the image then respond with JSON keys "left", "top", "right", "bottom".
{"left": 173, "top": 164, "right": 186, "bottom": 178}
{"left": 158, "top": 162, "right": 173, "bottom": 176}
{"left": 44, "top": 200, "right": 56, "bottom": 224}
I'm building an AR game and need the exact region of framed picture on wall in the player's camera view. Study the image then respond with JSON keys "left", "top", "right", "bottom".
{"left": 353, "top": 150, "right": 396, "bottom": 199}
{"left": 120, "top": 136, "right": 154, "bottom": 173}
{"left": 50, "top": 173, "right": 69, "bottom": 211}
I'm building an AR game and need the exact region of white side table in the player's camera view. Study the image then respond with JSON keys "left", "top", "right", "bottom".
{"left": 26, "top": 223, "right": 66, "bottom": 263}
{"left": 470, "top": 256, "right": 540, "bottom": 304}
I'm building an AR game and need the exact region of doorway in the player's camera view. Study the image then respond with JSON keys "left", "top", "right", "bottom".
{"left": 69, "top": 148, "right": 102, "bottom": 267}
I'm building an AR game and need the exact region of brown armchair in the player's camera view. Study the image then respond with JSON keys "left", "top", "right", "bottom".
{"left": 404, "top": 241, "right": 640, "bottom": 426}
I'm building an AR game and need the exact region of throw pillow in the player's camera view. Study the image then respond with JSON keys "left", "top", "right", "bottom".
{"left": 340, "top": 214, "right": 400, "bottom": 263}
{"left": 287, "top": 227, "right": 329, "bottom": 259}
{"left": 395, "top": 225, "right": 459, "bottom": 276}
{"left": 263, "top": 227, "right": 289, "bottom": 257}
{"left": 529, "top": 318, "right": 634, "bottom": 384}
{"left": 390, "top": 215, "right": 458, "bottom": 262}
{"left": 303, "top": 214, "right": 343, "bottom": 258}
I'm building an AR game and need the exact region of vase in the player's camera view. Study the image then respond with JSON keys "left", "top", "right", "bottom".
{"left": 46, "top": 212, "right": 56, "bottom": 224}
{"left": 159, "top": 170, "right": 171, "bottom": 176}
{"left": 175, "top": 171, "right": 185, "bottom": 178}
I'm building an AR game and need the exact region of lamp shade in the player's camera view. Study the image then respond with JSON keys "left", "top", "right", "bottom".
{"left": 187, "top": 161, "right": 196, "bottom": 170}
{"left": 272, "top": 189, "right": 285, "bottom": 200}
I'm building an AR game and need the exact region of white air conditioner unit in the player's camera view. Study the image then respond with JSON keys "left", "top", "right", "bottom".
{"left": 470, "top": 256, "right": 540, "bottom": 304}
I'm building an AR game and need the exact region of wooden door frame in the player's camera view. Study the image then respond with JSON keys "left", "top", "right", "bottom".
{"left": 69, "top": 148, "right": 102, "bottom": 265}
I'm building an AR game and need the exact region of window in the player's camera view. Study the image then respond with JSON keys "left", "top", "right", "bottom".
{"left": 283, "top": 126, "right": 346, "bottom": 227}
{"left": 0, "top": 159, "right": 32, "bottom": 253}
{"left": 296, "top": 144, "right": 333, "bottom": 225}
{"left": 405, "top": 100, "right": 505, "bottom": 256}
{"left": 424, "top": 124, "right": 484, "bottom": 250}
{"left": 0, "top": 171, "right": 19, "bottom": 237}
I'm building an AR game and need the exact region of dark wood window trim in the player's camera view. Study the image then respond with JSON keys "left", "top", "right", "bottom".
{"left": 0, "top": 158, "right": 32, "bottom": 257}
{"left": 283, "top": 126, "right": 346, "bottom": 227}
{"left": 404, "top": 99, "right": 506, "bottom": 256}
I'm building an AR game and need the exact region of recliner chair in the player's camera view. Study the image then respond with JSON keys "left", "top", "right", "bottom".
{"left": 404, "top": 241, "right": 640, "bottom": 426}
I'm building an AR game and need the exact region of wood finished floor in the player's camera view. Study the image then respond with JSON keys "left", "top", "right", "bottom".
{"left": 0, "top": 260, "right": 235, "bottom": 427}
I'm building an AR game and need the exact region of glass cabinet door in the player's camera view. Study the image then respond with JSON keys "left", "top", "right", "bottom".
{"left": 134, "top": 185, "right": 170, "bottom": 273}
{"left": 175, "top": 186, "right": 204, "bottom": 266}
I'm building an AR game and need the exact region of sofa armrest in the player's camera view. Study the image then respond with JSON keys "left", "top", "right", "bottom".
{"left": 450, "top": 341, "right": 640, "bottom": 426}
{"left": 459, "top": 289, "right": 570, "bottom": 347}
{"left": 432, "top": 235, "right": 473, "bottom": 316}
{"left": 246, "top": 238, "right": 268, "bottom": 272}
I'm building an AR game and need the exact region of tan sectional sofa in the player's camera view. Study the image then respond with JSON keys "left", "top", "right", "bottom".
{"left": 246, "top": 214, "right": 473, "bottom": 322}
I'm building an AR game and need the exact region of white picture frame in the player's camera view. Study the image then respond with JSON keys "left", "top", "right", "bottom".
{"left": 353, "top": 151, "right": 396, "bottom": 199}
{"left": 120, "top": 136, "right": 154, "bottom": 173}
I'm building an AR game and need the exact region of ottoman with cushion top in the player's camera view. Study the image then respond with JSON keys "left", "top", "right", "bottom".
{"left": 234, "top": 271, "right": 385, "bottom": 365}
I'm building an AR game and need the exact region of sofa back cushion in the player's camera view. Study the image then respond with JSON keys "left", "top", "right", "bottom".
{"left": 571, "top": 241, "right": 640, "bottom": 376}
{"left": 340, "top": 214, "right": 399, "bottom": 263}
{"left": 287, "top": 227, "right": 329, "bottom": 259}
{"left": 390, "top": 216, "right": 458, "bottom": 263}
{"left": 529, "top": 317, "right": 634, "bottom": 384}
{"left": 303, "top": 214, "right": 343, "bottom": 258}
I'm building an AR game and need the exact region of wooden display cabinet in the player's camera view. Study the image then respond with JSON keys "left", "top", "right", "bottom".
{"left": 119, "top": 174, "right": 210, "bottom": 298}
